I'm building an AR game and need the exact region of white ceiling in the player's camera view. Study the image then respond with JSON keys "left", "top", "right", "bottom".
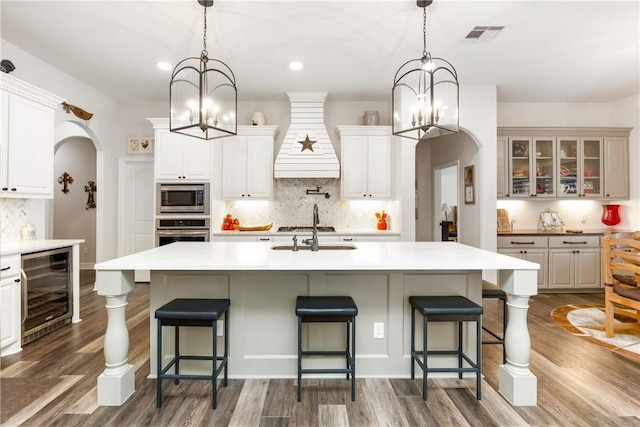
{"left": 1, "top": 0, "right": 638, "bottom": 104}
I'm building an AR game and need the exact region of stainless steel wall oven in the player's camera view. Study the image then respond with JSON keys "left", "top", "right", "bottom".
{"left": 21, "top": 247, "right": 73, "bottom": 345}
{"left": 155, "top": 218, "right": 210, "bottom": 247}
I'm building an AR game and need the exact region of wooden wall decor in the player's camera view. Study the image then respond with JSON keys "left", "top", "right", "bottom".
{"left": 84, "top": 180, "right": 96, "bottom": 209}
{"left": 57, "top": 172, "right": 74, "bottom": 193}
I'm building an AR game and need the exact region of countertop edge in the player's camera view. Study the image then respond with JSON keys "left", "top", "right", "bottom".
{"left": 1, "top": 239, "right": 85, "bottom": 256}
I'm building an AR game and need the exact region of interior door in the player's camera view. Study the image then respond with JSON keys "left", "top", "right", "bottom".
{"left": 119, "top": 158, "right": 154, "bottom": 282}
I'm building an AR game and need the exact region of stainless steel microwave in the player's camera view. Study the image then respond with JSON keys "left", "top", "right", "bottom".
{"left": 156, "top": 183, "right": 210, "bottom": 215}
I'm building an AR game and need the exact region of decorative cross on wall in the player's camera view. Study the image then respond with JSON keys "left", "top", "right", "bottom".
{"left": 84, "top": 180, "right": 97, "bottom": 210}
{"left": 57, "top": 172, "right": 74, "bottom": 193}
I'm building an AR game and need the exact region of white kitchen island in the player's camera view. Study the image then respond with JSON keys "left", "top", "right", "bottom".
{"left": 94, "top": 241, "right": 539, "bottom": 407}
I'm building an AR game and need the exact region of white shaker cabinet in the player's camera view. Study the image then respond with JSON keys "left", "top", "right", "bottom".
{"left": 1, "top": 254, "right": 22, "bottom": 356}
{"left": 149, "top": 118, "right": 211, "bottom": 182}
{"left": 548, "top": 236, "right": 601, "bottom": 289}
{"left": 338, "top": 126, "right": 393, "bottom": 199}
{"left": 497, "top": 236, "right": 548, "bottom": 289}
{"left": 222, "top": 126, "right": 278, "bottom": 200}
{"left": 1, "top": 75, "right": 61, "bottom": 198}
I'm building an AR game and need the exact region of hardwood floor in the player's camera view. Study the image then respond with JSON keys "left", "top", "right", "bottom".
{"left": 1, "top": 274, "right": 638, "bottom": 426}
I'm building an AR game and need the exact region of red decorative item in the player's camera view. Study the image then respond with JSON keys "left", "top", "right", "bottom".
{"left": 375, "top": 211, "right": 388, "bottom": 230}
{"left": 601, "top": 204, "right": 621, "bottom": 227}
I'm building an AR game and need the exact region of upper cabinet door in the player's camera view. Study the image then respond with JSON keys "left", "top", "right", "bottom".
{"left": 603, "top": 136, "right": 629, "bottom": 199}
{"left": 154, "top": 131, "right": 212, "bottom": 181}
{"left": 5, "top": 95, "right": 55, "bottom": 197}
{"left": 154, "top": 132, "right": 183, "bottom": 180}
{"left": 558, "top": 137, "right": 602, "bottom": 198}
{"left": 339, "top": 127, "right": 393, "bottom": 200}
{"left": 221, "top": 127, "right": 276, "bottom": 200}
{"left": 496, "top": 137, "right": 508, "bottom": 198}
{"left": 508, "top": 137, "right": 532, "bottom": 198}
{"left": 366, "top": 135, "right": 392, "bottom": 198}
{"left": 341, "top": 135, "right": 369, "bottom": 199}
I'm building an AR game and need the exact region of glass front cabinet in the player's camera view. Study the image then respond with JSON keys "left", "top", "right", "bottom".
{"left": 498, "top": 127, "right": 630, "bottom": 200}
{"left": 508, "top": 136, "right": 556, "bottom": 198}
{"left": 557, "top": 137, "right": 603, "bottom": 198}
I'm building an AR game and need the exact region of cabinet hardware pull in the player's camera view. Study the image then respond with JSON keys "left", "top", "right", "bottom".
{"left": 511, "top": 241, "right": 535, "bottom": 245}
{"left": 563, "top": 241, "right": 587, "bottom": 245}
{"left": 1, "top": 266, "right": 10, "bottom": 271}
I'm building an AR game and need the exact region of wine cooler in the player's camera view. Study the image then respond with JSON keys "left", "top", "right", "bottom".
{"left": 21, "top": 247, "right": 73, "bottom": 345}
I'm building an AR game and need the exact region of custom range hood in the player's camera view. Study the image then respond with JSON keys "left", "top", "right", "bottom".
{"left": 274, "top": 92, "right": 340, "bottom": 179}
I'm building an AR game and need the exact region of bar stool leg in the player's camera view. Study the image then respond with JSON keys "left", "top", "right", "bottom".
{"left": 458, "top": 321, "right": 463, "bottom": 379}
{"left": 224, "top": 312, "right": 229, "bottom": 386}
{"left": 213, "top": 320, "right": 217, "bottom": 408}
{"left": 351, "top": 317, "right": 356, "bottom": 402}
{"left": 345, "top": 321, "right": 350, "bottom": 380}
{"left": 422, "top": 314, "right": 428, "bottom": 400}
{"left": 410, "top": 307, "right": 415, "bottom": 380}
{"left": 297, "top": 316, "right": 302, "bottom": 402}
{"left": 157, "top": 319, "right": 162, "bottom": 408}
{"left": 174, "top": 326, "right": 180, "bottom": 384}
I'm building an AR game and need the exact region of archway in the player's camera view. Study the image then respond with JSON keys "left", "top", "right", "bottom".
{"left": 47, "top": 121, "right": 104, "bottom": 266}
{"left": 414, "top": 129, "right": 481, "bottom": 246}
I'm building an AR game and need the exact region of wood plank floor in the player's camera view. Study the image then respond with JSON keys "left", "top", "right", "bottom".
{"left": 1, "top": 272, "right": 638, "bottom": 426}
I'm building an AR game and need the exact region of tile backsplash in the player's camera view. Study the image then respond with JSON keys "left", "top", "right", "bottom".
{"left": 1, "top": 198, "right": 27, "bottom": 241}
{"left": 224, "top": 179, "right": 399, "bottom": 231}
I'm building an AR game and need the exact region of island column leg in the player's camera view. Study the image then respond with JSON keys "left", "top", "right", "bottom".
{"left": 498, "top": 269, "right": 537, "bottom": 406}
{"left": 96, "top": 270, "right": 136, "bottom": 406}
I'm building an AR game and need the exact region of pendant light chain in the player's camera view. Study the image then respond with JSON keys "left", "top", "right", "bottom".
{"left": 202, "top": 6, "right": 208, "bottom": 58}
{"left": 422, "top": 7, "right": 427, "bottom": 58}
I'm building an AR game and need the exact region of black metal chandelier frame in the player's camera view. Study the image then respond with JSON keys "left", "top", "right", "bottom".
{"left": 170, "top": 0, "right": 237, "bottom": 140}
{"left": 392, "top": 0, "right": 459, "bottom": 140}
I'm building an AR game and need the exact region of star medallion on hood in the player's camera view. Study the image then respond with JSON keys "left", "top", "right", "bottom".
{"left": 298, "top": 135, "right": 316, "bottom": 152}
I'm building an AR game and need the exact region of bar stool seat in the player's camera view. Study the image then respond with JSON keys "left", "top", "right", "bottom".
{"left": 409, "top": 295, "right": 482, "bottom": 400}
{"left": 482, "top": 280, "right": 507, "bottom": 364}
{"left": 295, "top": 296, "right": 358, "bottom": 402}
{"left": 155, "top": 298, "right": 230, "bottom": 409}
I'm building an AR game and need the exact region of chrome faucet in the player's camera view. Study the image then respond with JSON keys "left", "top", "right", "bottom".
{"left": 302, "top": 203, "right": 320, "bottom": 251}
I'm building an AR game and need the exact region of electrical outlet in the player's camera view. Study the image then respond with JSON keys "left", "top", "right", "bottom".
{"left": 581, "top": 212, "right": 587, "bottom": 223}
{"left": 373, "top": 322, "right": 384, "bottom": 339}
{"left": 217, "top": 320, "right": 224, "bottom": 337}
{"left": 83, "top": 247, "right": 89, "bottom": 255}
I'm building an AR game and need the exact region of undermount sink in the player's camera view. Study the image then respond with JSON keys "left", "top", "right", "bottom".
{"left": 271, "top": 244, "right": 357, "bottom": 251}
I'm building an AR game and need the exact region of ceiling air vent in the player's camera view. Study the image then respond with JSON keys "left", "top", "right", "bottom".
{"left": 465, "top": 26, "right": 504, "bottom": 40}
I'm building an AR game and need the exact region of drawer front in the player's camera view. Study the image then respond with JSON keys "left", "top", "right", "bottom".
{"left": 548, "top": 235, "right": 600, "bottom": 248}
{"left": 497, "top": 236, "right": 548, "bottom": 248}
{"left": 0, "top": 255, "right": 20, "bottom": 280}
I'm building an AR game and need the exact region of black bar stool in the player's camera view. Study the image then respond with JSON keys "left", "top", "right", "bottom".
{"left": 409, "top": 295, "right": 482, "bottom": 400}
{"left": 155, "top": 298, "right": 230, "bottom": 409}
{"left": 482, "top": 280, "right": 507, "bottom": 364}
{"left": 295, "top": 296, "right": 358, "bottom": 402}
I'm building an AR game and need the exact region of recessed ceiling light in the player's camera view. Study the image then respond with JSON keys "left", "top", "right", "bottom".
{"left": 289, "top": 61, "right": 303, "bottom": 71}
{"left": 157, "top": 61, "right": 172, "bottom": 71}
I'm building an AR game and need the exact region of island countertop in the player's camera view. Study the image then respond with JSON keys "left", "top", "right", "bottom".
{"left": 95, "top": 241, "right": 540, "bottom": 272}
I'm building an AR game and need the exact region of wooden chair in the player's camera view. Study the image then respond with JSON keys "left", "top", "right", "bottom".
{"left": 602, "top": 231, "right": 640, "bottom": 337}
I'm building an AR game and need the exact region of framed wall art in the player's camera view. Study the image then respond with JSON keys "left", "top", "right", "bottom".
{"left": 464, "top": 165, "right": 475, "bottom": 204}
{"left": 127, "top": 137, "right": 154, "bottom": 155}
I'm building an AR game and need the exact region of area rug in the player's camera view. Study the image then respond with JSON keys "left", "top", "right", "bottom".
{"left": 551, "top": 304, "right": 640, "bottom": 361}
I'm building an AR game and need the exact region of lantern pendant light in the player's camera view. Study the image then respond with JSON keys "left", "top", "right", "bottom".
{"left": 392, "top": 0, "right": 459, "bottom": 140}
{"left": 170, "top": 0, "right": 237, "bottom": 140}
